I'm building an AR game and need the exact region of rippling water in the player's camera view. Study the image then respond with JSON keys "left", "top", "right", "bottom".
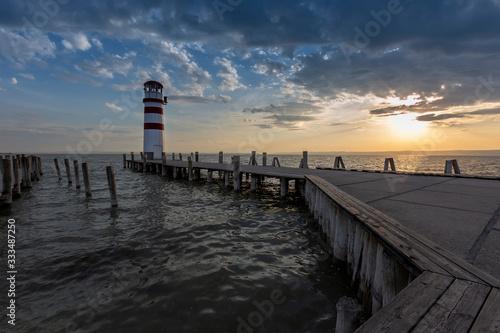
{"left": 1, "top": 154, "right": 356, "bottom": 333}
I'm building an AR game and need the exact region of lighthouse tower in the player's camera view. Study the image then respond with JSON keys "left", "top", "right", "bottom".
{"left": 143, "top": 80, "right": 167, "bottom": 160}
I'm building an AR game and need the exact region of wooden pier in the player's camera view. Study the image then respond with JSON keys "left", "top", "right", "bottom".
{"left": 125, "top": 152, "right": 500, "bottom": 332}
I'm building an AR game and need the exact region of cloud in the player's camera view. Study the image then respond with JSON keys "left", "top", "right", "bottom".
{"left": 104, "top": 102, "right": 123, "bottom": 111}
{"left": 168, "top": 94, "right": 232, "bottom": 105}
{"left": 61, "top": 33, "right": 92, "bottom": 51}
{"left": 253, "top": 58, "right": 288, "bottom": 76}
{"left": 214, "top": 57, "right": 245, "bottom": 91}
{"left": 10, "top": 77, "right": 17, "bottom": 84}
{"left": 0, "top": 27, "right": 56, "bottom": 68}
{"left": 75, "top": 51, "right": 136, "bottom": 79}
{"left": 243, "top": 102, "right": 323, "bottom": 128}
{"left": 19, "top": 73, "right": 35, "bottom": 80}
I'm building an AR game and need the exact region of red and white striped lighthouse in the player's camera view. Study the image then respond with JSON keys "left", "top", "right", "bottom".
{"left": 143, "top": 80, "right": 167, "bottom": 160}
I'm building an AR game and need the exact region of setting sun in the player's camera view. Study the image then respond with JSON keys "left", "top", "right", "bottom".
{"left": 388, "top": 113, "right": 428, "bottom": 139}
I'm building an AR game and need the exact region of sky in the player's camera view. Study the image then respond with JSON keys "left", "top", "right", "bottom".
{"left": 1, "top": 0, "right": 500, "bottom": 154}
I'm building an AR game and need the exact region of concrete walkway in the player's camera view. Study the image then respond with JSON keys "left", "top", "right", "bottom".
{"left": 318, "top": 171, "right": 500, "bottom": 279}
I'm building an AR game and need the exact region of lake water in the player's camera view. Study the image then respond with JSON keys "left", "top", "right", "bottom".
{"left": 1, "top": 153, "right": 499, "bottom": 333}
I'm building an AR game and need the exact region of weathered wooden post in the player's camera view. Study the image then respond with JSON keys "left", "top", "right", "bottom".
{"left": 25, "top": 155, "right": 33, "bottom": 188}
{"left": 131, "top": 152, "right": 135, "bottom": 170}
{"left": 38, "top": 156, "right": 43, "bottom": 175}
{"left": 33, "top": 156, "right": 40, "bottom": 181}
{"left": 64, "top": 159, "right": 72, "bottom": 185}
{"left": 195, "top": 151, "right": 200, "bottom": 180}
{"left": 188, "top": 156, "right": 194, "bottom": 181}
{"left": 162, "top": 155, "right": 167, "bottom": 176}
{"left": 334, "top": 156, "right": 346, "bottom": 170}
{"left": 299, "top": 151, "right": 309, "bottom": 168}
{"left": 272, "top": 157, "right": 281, "bottom": 167}
{"left": 73, "top": 160, "right": 81, "bottom": 189}
{"left": 207, "top": 170, "right": 213, "bottom": 183}
{"left": 218, "top": 151, "right": 224, "bottom": 178}
{"left": 251, "top": 174, "right": 257, "bottom": 191}
{"left": 172, "top": 153, "right": 175, "bottom": 160}
{"left": 106, "top": 166, "right": 118, "bottom": 207}
{"left": 12, "top": 156, "right": 21, "bottom": 198}
{"left": 262, "top": 152, "right": 267, "bottom": 166}
{"left": 280, "top": 177, "right": 288, "bottom": 197}
{"left": 143, "top": 154, "right": 147, "bottom": 172}
{"left": 140, "top": 152, "right": 144, "bottom": 160}
{"left": 384, "top": 158, "right": 396, "bottom": 171}
{"left": 82, "top": 162, "right": 92, "bottom": 197}
{"left": 232, "top": 156, "right": 241, "bottom": 190}
{"left": 123, "top": 154, "right": 126, "bottom": 168}
{"left": 2, "top": 157, "right": 13, "bottom": 205}
{"left": 335, "top": 297, "right": 362, "bottom": 333}
{"left": 224, "top": 171, "right": 230, "bottom": 187}
{"left": 54, "top": 158, "right": 63, "bottom": 180}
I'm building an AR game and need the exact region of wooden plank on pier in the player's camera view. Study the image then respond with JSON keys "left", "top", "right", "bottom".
{"left": 356, "top": 272, "right": 453, "bottom": 333}
{"left": 412, "top": 279, "right": 490, "bottom": 333}
{"left": 470, "top": 287, "right": 500, "bottom": 333}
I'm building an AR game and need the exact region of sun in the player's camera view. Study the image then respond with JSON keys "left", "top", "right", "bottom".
{"left": 388, "top": 113, "right": 427, "bottom": 139}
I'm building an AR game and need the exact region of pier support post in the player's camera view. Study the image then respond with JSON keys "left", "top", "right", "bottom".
{"left": 173, "top": 166, "right": 178, "bottom": 179}
{"left": 172, "top": 153, "right": 175, "bottom": 160}
{"left": 143, "top": 155, "right": 147, "bottom": 173}
{"left": 54, "top": 159, "right": 62, "bottom": 181}
{"left": 280, "top": 177, "right": 288, "bottom": 197}
{"left": 335, "top": 297, "right": 362, "bottom": 333}
{"left": 207, "top": 170, "right": 213, "bottom": 183}
{"left": 131, "top": 152, "right": 135, "bottom": 170}
{"left": 2, "top": 157, "right": 13, "bottom": 205}
{"left": 106, "top": 166, "right": 118, "bottom": 207}
{"left": 224, "top": 171, "right": 230, "bottom": 187}
{"left": 64, "top": 159, "right": 72, "bottom": 185}
{"left": 232, "top": 156, "right": 241, "bottom": 190}
{"left": 162, "top": 156, "right": 167, "bottom": 176}
{"left": 384, "top": 158, "right": 396, "bottom": 171}
{"left": 188, "top": 156, "right": 194, "bottom": 181}
{"left": 123, "top": 154, "right": 126, "bottom": 168}
{"left": 262, "top": 152, "right": 267, "bottom": 167}
{"left": 218, "top": 151, "right": 223, "bottom": 178}
{"left": 82, "top": 162, "right": 92, "bottom": 197}
{"left": 73, "top": 160, "right": 81, "bottom": 189}
{"left": 251, "top": 174, "right": 257, "bottom": 191}
{"left": 195, "top": 152, "right": 200, "bottom": 180}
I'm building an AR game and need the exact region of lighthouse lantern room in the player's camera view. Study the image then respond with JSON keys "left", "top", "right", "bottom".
{"left": 143, "top": 80, "right": 167, "bottom": 160}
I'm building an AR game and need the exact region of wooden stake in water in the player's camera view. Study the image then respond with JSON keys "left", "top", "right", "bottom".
{"left": 64, "top": 158, "right": 72, "bottom": 185}
{"left": 73, "top": 160, "right": 81, "bottom": 189}
{"left": 12, "top": 156, "right": 21, "bottom": 198}
{"left": 54, "top": 158, "right": 63, "bottom": 180}
{"left": 82, "top": 162, "right": 92, "bottom": 197}
{"left": 25, "top": 155, "right": 33, "bottom": 188}
{"left": 2, "top": 157, "right": 13, "bottom": 205}
{"left": 123, "top": 153, "right": 126, "bottom": 168}
{"left": 106, "top": 166, "right": 118, "bottom": 207}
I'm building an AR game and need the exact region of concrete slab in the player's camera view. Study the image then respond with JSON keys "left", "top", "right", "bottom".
{"left": 368, "top": 199, "right": 492, "bottom": 259}
{"left": 473, "top": 230, "right": 500, "bottom": 279}
{"left": 384, "top": 190, "right": 500, "bottom": 214}
{"left": 337, "top": 185, "right": 395, "bottom": 203}
{"left": 424, "top": 181, "right": 500, "bottom": 199}
{"left": 448, "top": 177, "right": 500, "bottom": 189}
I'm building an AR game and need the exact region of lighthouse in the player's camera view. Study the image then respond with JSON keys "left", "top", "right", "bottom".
{"left": 143, "top": 80, "right": 167, "bottom": 160}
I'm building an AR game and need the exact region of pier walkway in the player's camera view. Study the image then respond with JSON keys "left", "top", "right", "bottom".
{"left": 126, "top": 156, "right": 500, "bottom": 332}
